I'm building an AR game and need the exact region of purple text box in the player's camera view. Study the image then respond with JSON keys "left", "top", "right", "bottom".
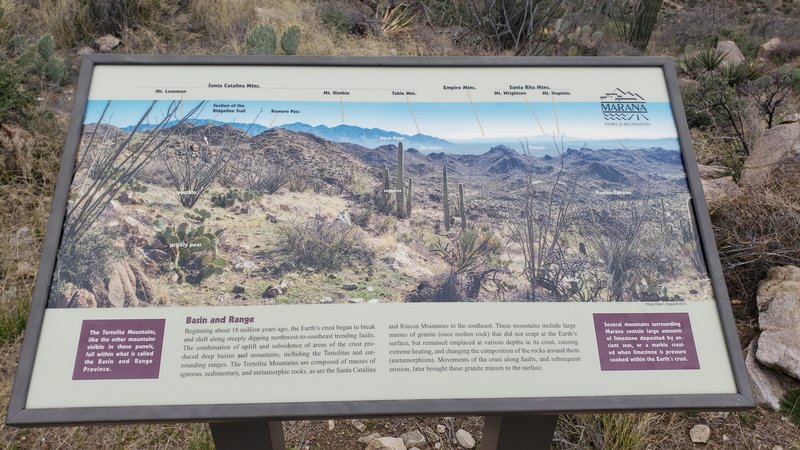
{"left": 593, "top": 312, "right": 699, "bottom": 371}
{"left": 72, "top": 319, "right": 166, "bottom": 380}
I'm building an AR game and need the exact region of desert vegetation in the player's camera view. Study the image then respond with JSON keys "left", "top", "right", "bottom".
{"left": 1, "top": 0, "right": 800, "bottom": 448}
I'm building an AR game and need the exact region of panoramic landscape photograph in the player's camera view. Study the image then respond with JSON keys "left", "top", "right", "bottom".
{"left": 48, "top": 96, "right": 709, "bottom": 308}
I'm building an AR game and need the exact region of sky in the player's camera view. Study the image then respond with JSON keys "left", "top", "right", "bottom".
{"left": 83, "top": 99, "right": 679, "bottom": 142}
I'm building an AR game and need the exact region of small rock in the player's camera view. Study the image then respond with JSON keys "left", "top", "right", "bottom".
{"left": 358, "top": 432, "right": 382, "bottom": 444}
{"left": 697, "top": 164, "right": 728, "bottom": 180}
{"left": 436, "top": 424, "right": 446, "bottom": 434}
{"left": 232, "top": 258, "right": 259, "bottom": 273}
{"left": 279, "top": 280, "right": 290, "bottom": 292}
{"left": 689, "top": 424, "right": 710, "bottom": 444}
{"left": 781, "top": 113, "right": 800, "bottom": 124}
{"left": 366, "top": 437, "right": 406, "bottom": 450}
{"left": 342, "top": 282, "right": 358, "bottom": 291}
{"left": 232, "top": 285, "right": 246, "bottom": 294}
{"left": 455, "top": 429, "right": 475, "bottom": 449}
{"left": 421, "top": 426, "right": 440, "bottom": 443}
{"left": 772, "top": 446, "right": 784, "bottom": 450}
{"left": 265, "top": 213, "right": 278, "bottom": 223}
{"left": 320, "top": 296, "right": 334, "bottom": 304}
{"left": 118, "top": 191, "right": 146, "bottom": 205}
{"left": 409, "top": 448, "right": 420, "bottom": 450}
{"left": 14, "top": 227, "right": 30, "bottom": 241}
{"left": 262, "top": 286, "right": 282, "bottom": 298}
{"left": 758, "top": 37, "right": 782, "bottom": 59}
{"left": 77, "top": 46, "right": 95, "bottom": 56}
{"left": 722, "top": 434, "right": 729, "bottom": 442}
{"left": 350, "top": 419, "right": 367, "bottom": 432}
{"left": 400, "top": 429, "right": 427, "bottom": 449}
{"left": 348, "top": 298, "right": 364, "bottom": 304}
{"left": 366, "top": 286, "right": 375, "bottom": 292}
{"left": 94, "top": 34, "right": 121, "bottom": 53}
{"left": 367, "top": 298, "right": 381, "bottom": 304}
{"left": 327, "top": 420, "right": 335, "bottom": 431}
{"left": 434, "top": 443, "right": 441, "bottom": 450}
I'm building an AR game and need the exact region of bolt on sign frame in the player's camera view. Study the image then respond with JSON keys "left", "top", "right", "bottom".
{"left": 8, "top": 56, "right": 752, "bottom": 438}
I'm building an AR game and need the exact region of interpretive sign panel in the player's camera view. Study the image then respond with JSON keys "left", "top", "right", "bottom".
{"left": 8, "top": 55, "right": 752, "bottom": 426}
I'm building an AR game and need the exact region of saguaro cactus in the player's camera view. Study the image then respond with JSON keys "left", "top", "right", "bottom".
{"left": 382, "top": 163, "right": 391, "bottom": 206}
{"left": 396, "top": 143, "right": 405, "bottom": 218}
{"left": 628, "top": 0, "right": 663, "bottom": 50}
{"left": 442, "top": 166, "right": 450, "bottom": 231}
{"left": 406, "top": 177, "right": 413, "bottom": 217}
{"left": 458, "top": 183, "right": 466, "bottom": 230}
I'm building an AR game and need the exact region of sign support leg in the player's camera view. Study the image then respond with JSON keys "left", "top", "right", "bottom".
{"left": 481, "top": 415, "right": 558, "bottom": 450}
{"left": 210, "top": 420, "right": 286, "bottom": 450}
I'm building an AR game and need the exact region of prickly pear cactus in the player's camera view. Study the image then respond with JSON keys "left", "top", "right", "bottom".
{"left": 154, "top": 219, "right": 226, "bottom": 284}
{"left": 281, "top": 26, "right": 301, "bottom": 55}
{"left": 245, "top": 24, "right": 277, "bottom": 55}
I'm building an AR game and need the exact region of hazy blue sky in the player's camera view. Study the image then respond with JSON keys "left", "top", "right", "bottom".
{"left": 84, "top": 99, "right": 678, "bottom": 142}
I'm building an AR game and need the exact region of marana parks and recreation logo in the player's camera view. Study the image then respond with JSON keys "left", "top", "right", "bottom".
{"left": 600, "top": 88, "right": 649, "bottom": 123}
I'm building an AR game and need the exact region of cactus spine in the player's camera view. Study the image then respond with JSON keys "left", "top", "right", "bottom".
{"left": 396, "top": 142, "right": 405, "bottom": 218}
{"left": 406, "top": 177, "right": 413, "bottom": 217}
{"left": 442, "top": 165, "right": 450, "bottom": 231}
{"left": 458, "top": 183, "right": 466, "bottom": 230}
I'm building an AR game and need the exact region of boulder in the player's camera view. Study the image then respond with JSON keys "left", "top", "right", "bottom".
{"left": 106, "top": 261, "right": 157, "bottom": 307}
{"left": 755, "top": 266, "right": 800, "bottom": 380}
{"left": 745, "top": 336, "right": 798, "bottom": 410}
{"left": 716, "top": 41, "right": 745, "bottom": 66}
{"left": 367, "top": 437, "right": 406, "bottom": 450}
{"left": 400, "top": 430, "right": 427, "bottom": 449}
{"left": 758, "top": 37, "right": 782, "bottom": 60}
{"left": 700, "top": 176, "right": 740, "bottom": 205}
{"left": 740, "top": 121, "right": 800, "bottom": 187}
{"left": 51, "top": 282, "right": 97, "bottom": 308}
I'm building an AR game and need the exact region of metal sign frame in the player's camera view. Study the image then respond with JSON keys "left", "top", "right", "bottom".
{"left": 7, "top": 55, "right": 753, "bottom": 427}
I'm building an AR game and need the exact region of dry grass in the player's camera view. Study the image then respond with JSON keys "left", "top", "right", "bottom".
{"left": 710, "top": 179, "right": 800, "bottom": 314}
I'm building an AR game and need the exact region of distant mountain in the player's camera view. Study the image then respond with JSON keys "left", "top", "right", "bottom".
{"left": 121, "top": 119, "right": 270, "bottom": 135}
{"left": 276, "top": 122, "right": 454, "bottom": 150}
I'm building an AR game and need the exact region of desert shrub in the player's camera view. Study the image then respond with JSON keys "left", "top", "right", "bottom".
{"left": 240, "top": 163, "right": 291, "bottom": 195}
{"left": 51, "top": 229, "right": 121, "bottom": 294}
{"left": 350, "top": 205, "right": 374, "bottom": 229}
{"left": 555, "top": 413, "right": 656, "bottom": 450}
{"left": 711, "top": 181, "right": 800, "bottom": 315}
{"left": 279, "top": 216, "right": 374, "bottom": 272}
{"left": 287, "top": 176, "right": 309, "bottom": 192}
{"left": 682, "top": 71, "right": 758, "bottom": 160}
{"left": 0, "top": 59, "right": 33, "bottom": 122}
{"left": 187, "top": 0, "right": 257, "bottom": 44}
{"left": 429, "top": 228, "right": 507, "bottom": 301}
{"left": 462, "top": 0, "right": 566, "bottom": 56}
